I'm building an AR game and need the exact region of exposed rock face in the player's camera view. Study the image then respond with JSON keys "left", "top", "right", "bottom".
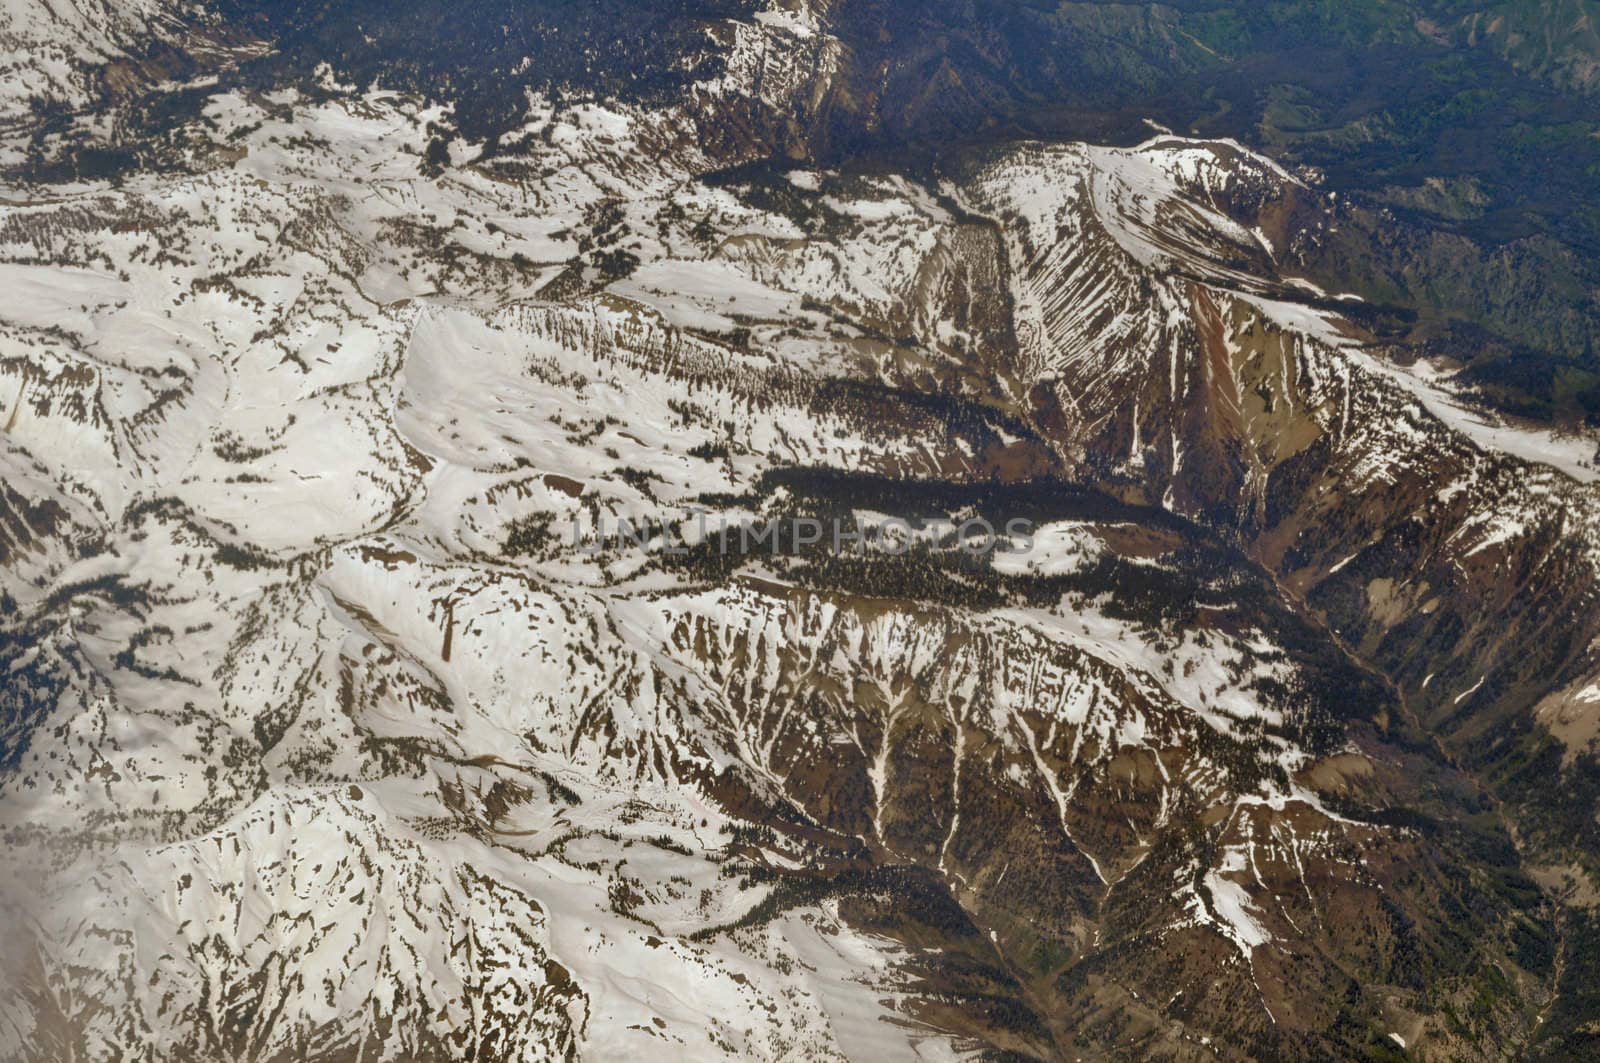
{"left": 3, "top": 2, "right": 1600, "bottom": 1061}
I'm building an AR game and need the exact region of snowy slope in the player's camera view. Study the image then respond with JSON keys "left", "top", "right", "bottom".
{"left": 1, "top": 6, "right": 1596, "bottom": 1060}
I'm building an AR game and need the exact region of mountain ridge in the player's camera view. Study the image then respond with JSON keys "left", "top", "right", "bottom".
{"left": 2, "top": 2, "right": 1600, "bottom": 1059}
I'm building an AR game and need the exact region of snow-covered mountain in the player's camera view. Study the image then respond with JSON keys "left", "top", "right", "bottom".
{"left": 3, "top": 2, "right": 1600, "bottom": 1060}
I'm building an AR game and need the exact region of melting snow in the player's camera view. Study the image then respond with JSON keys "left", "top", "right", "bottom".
{"left": 1352, "top": 352, "right": 1600, "bottom": 483}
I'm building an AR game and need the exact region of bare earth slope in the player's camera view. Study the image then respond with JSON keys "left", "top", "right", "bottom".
{"left": 4, "top": 3, "right": 1600, "bottom": 1060}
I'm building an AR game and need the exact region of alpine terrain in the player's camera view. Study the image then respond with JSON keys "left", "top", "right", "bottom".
{"left": 4, "top": 1, "right": 1600, "bottom": 1060}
